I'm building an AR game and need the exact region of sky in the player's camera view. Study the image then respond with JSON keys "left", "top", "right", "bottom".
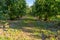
{"left": 26, "top": 0, "right": 35, "bottom": 7}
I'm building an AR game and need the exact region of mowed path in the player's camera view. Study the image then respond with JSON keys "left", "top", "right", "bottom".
{"left": 9, "top": 20, "right": 42, "bottom": 40}
{"left": 0, "top": 20, "right": 42, "bottom": 40}
{"left": 0, "top": 16, "right": 60, "bottom": 40}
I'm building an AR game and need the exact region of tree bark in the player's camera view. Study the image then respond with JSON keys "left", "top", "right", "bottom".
{"left": 38, "top": 16, "right": 42, "bottom": 21}
{"left": 44, "top": 15, "right": 48, "bottom": 21}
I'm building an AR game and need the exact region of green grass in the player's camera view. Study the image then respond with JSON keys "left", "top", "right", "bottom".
{"left": 0, "top": 16, "right": 60, "bottom": 40}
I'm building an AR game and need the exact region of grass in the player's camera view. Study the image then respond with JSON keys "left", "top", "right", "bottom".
{"left": 0, "top": 16, "right": 60, "bottom": 40}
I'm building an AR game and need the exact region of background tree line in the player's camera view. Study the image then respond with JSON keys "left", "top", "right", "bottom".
{"left": 0, "top": 0, "right": 26, "bottom": 20}
{"left": 31, "top": 0, "right": 60, "bottom": 21}
{"left": 0, "top": 0, "right": 60, "bottom": 21}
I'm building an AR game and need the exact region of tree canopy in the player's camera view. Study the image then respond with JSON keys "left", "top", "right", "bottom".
{"left": 0, "top": 0, "right": 26, "bottom": 20}
{"left": 31, "top": 0, "right": 60, "bottom": 21}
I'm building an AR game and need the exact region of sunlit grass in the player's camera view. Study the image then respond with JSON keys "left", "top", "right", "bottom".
{"left": 0, "top": 16, "right": 60, "bottom": 40}
{"left": 0, "top": 28, "right": 31, "bottom": 40}
{"left": 0, "top": 27, "right": 59, "bottom": 40}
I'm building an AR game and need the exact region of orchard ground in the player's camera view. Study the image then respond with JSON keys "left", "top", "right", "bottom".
{"left": 0, "top": 16, "right": 60, "bottom": 40}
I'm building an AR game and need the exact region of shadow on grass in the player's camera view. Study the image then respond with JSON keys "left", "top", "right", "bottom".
{"left": 9, "top": 18, "right": 60, "bottom": 29}
{"left": 8, "top": 18, "right": 60, "bottom": 39}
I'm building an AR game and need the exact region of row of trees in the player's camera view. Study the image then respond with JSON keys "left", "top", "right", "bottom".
{"left": 0, "top": 0, "right": 26, "bottom": 20}
{"left": 0, "top": 0, "right": 60, "bottom": 21}
{"left": 31, "top": 0, "right": 60, "bottom": 21}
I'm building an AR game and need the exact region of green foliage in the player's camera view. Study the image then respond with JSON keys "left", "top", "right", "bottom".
{"left": 31, "top": 0, "right": 60, "bottom": 21}
{"left": 6, "top": 0, "right": 26, "bottom": 20}
{"left": 0, "top": 0, "right": 8, "bottom": 20}
{"left": 0, "top": 0, "right": 26, "bottom": 20}
{"left": 0, "top": 0, "right": 60, "bottom": 21}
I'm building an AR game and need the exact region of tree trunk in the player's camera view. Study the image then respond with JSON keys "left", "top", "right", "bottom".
{"left": 44, "top": 15, "right": 48, "bottom": 21}
{"left": 16, "top": 16, "right": 19, "bottom": 18}
{"left": 38, "top": 16, "right": 42, "bottom": 20}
